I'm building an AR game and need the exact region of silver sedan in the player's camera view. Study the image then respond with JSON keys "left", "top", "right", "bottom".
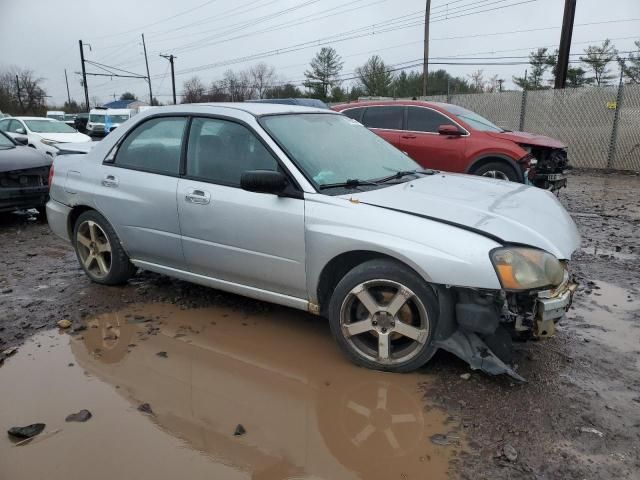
{"left": 47, "top": 103, "right": 580, "bottom": 380}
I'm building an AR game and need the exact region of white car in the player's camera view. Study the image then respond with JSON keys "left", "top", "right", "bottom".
{"left": 0, "top": 116, "right": 91, "bottom": 156}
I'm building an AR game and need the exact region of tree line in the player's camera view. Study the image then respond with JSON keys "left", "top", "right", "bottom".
{"left": 513, "top": 39, "right": 640, "bottom": 90}
{"left": 1, "top": 38, "right": 639, "bottom": 115}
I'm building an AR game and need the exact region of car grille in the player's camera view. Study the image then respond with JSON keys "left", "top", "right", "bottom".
{"left": 0, "top": 167, "right": 49, "bottom": 188}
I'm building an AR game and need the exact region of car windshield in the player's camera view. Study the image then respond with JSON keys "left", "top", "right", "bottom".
{"left": 261, "top": 113, "right": 420, "bottom": 190}
{"left": 109, "top": 114, "right": 129, "bottom": 123}
{"left": 90, "top": 114, "right": 105, "bottom": 123}
{"left": 0, "top": 132, "right": 14, "bottom": 148}
{"left": 439, "top": 104, "right": 503, "bottom": 132}
{"left": 47, "top": 114, "right": 65, "bottom": 121}
{"left": 25, "top": 120, "right": 76, "bottom": 133}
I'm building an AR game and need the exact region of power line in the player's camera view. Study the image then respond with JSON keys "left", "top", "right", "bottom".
{"left": 89, "top": 0, "right": 221, "bottom": 40}
{"left": 165, "top": 0, "right": 539, "bottom": 77}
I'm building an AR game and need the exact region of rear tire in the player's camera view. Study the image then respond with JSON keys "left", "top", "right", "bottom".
{"left": 73, "top": 210, "right": 136, "bottom": 285}
{"left": 473, "top": 161, "right": 521, "bottom": 182}
{"left": 328, "top": 259, "right": 438, "bottom": 372}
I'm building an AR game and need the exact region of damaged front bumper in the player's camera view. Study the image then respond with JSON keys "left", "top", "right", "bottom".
{"left": 435, "top": 276, "right": 577, "bottom": 382}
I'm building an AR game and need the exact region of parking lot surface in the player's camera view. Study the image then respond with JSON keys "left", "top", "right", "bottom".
{"left": 0, "top": 170, "right": 639, "bottom": 479}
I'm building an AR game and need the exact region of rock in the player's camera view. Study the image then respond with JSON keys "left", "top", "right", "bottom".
{"left": 1, "top": 288, "right": 12, "bottom": 294}
{"left": 156, "top": 351, "right": 168, "bottom": 358}
{"left": 429, "top": 433, "right": 449, "bottom": 446}
{"left": 2, "top": 347, "right": 18, "bottom": 357}
{"left": 503, "top": 444, "right": 518, "bottom": 462}
{"left": 234, "top": 424, "right": 246, "bottom": 436}
{"left": 460, "top": 373, "right": 471, "bottom": 380}
{"left": 57, "top": 319, "right": 72, "bottom": 329}
{"left": 7, "top": 423, "right": 45, "bottom": 439}
{"left": 137, "top": 403, "right": 154, "bottom": 415}
{"left": 579, "top": 426, "right": 604, "bottom": 437}
{"left": 65, "top": 409, "right": 92, "bottom": 422}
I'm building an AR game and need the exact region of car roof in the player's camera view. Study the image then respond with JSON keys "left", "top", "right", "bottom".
{"left": 9, "top": 116, "right": 58, "bottom": 121}
{"left": 154, "top": 102, "right": 335, "bottom": 117}
{"left": 332, "top": 100, "right": 455, "bottom": 112}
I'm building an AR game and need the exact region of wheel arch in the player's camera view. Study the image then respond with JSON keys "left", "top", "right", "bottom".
{"left": 67, "top": 205, "right": 120, "bottom": 249}
{"left": 466, "top": 154, "right": 522, "bottom": 180}
{"left": 315, "top": 250, "right": 428, "bottom": 317}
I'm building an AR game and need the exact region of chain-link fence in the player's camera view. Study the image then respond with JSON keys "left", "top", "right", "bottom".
{"left": 419, "top": 84, "right": 640, "bottom": 171}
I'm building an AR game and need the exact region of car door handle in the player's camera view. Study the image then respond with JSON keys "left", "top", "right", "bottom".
{"left": 102, "top": 174, "right": 119, "bottom": 187}
{"left": 185, "top": 188, "right": 211, "bottom": 205}
{"left": 401, "top": 134, "right": 417, "bottom": 139}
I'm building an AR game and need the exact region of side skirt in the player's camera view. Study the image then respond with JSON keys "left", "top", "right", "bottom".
{"left": 131, "top": 260, "right": 311, "bottom": 312}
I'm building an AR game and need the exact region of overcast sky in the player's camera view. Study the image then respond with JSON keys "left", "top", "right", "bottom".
{"left": 1, "top": 0, "right": 639, "bottom": 105}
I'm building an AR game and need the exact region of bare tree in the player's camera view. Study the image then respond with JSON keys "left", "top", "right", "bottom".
{"left": 468, "top": 69, "right": 485, "bottom": 92}
{"left": 0, "top": 66, "right": 47, "bottom": 115}
{"left": 182, "top": 76, "right": 206, "bottom": 103}
{"left": 249, "top": 63, "right": 276, "bottom": 99}
{"left": 223, "top": 69, "right": 253, "bottom": 101}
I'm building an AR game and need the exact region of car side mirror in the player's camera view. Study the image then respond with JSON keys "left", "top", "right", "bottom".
{"left": 16, "top": 127, "right": 26, "bottom": 134}
{"left": 438, "top": 124, "right": 463, "bottom": 136}
{"left": 14, "top": 136, "right": 28, "bottom": 146}
{"left": 241, "top": 170, "right": 287, "bottom": 195}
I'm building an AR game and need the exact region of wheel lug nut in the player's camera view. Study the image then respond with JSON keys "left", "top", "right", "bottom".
{"left": 381, "top": 327, "right": 387, "bottom": 333}
{"left": 372, "top": 320, "right": 378, "bottom": 326}
{"left": 390, "top": 322, "right": 395, "bottom": 327}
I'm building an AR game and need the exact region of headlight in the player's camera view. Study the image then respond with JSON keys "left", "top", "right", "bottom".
{"left": 490, "top": 247, "right": 565, "bottom": 290}
{"left": 41, "top": 138, "right": 59, "bottom": 146}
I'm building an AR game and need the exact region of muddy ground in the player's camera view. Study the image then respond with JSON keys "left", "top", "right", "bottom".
{"left": 0, "top": 170, "right": 639, "bottom": 479}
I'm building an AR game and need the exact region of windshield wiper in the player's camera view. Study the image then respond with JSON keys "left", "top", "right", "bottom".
{"left": 318, "top": 178, "right": 380, "bottom": 190}
{"left": 373, "top": 169, "right": 438, "bottom": 184}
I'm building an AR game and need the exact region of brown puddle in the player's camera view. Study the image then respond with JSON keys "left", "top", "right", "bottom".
{"left": 0, "top": 304, "right": 462, "bottom": 480}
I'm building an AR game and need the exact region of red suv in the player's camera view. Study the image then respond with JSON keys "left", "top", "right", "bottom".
{"left": 332, "top": 100, "right": 569, "bottom": 190}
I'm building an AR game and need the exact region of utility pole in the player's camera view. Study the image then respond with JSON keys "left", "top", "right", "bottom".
{"left": 142, "top": 33, "right": 153, "bottom": 105}
{"left": 160, "top": 54, "right": 177, "bottom": 104}
{"left": 15, "top": 75, "right": 24, "bottom": 112}
{"left": 79, "top": 40, "right": 90, "bottom": 111}
{"left": 64, "top": 69, "right": 72, "bottom": 106}
{"left": 422, "top": 0, "right": 431, "bottom": 97}
{"left": 554, "top": 0, "right": 577, "bottom": 89}
{"left": 498, "top": 79, "right": 504, "bottom": 92}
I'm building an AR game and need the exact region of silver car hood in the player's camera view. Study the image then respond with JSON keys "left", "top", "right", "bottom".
{"left": 345, "top": 173, "right": 581, "bottom": 259}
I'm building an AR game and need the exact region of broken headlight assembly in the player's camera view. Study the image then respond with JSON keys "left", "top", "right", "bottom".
{"left": 490, "top": 247, "right": 564, "bottom": 291}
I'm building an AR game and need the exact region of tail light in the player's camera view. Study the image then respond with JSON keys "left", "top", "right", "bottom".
{"left": 48, "top": 163, "right": 54, "bottom": 188}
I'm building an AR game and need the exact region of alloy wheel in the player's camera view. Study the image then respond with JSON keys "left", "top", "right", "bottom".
{"left": 339, "top": 280, "right": 430, "bottom": 365}
{"left": 76, "top": 220, "right": 112, "bottom": 278}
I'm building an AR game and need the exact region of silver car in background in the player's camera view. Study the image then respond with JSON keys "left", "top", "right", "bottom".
{"left": 46, "top": 103, "right": 580, "bottom": 380}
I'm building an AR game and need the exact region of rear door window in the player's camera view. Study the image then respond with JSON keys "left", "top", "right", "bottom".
{"left": 407, "top": 107, "right": 457, "bottom": 133}
{"left": 342, "top": 107, "right": 365, "bottom": 123}
{"left": 114, "top": 117, "right": 187, "bottom": 175}
{"left": 362, "top": 106, "right": 403, "bottom": 130}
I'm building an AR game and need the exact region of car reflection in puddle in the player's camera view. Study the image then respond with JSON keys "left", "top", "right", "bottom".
{"left": 71, "top": 303, "right": 462, "bottom": 479}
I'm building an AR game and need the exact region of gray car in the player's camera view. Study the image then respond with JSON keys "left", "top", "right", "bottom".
{"left": 46, "top": 103, "right": 580, "bottom": 380}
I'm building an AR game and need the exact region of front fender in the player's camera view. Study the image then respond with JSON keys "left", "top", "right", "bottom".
{"left": 304, "top": 194, "right": 502, "bottom": 304}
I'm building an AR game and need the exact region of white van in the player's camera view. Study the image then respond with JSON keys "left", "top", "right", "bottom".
{"left": 46, "top": 110, "right": 66, "bottom": 121}
{"left": 87, "top": 108, "right": 133, "bottom": 136}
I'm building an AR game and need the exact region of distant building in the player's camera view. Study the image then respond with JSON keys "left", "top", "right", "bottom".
{"left": 101, "top": 99, "right": 148, "bottom": 110}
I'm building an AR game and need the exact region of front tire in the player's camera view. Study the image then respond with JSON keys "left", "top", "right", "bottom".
{"left": 473, "top": 161, "right": 521, "bottom": 182}
{"left": 328, "top": 259, "right": 438, "bottom": 372}
{"left": 73, "top": 210, "right": 136, "bottom": 285}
